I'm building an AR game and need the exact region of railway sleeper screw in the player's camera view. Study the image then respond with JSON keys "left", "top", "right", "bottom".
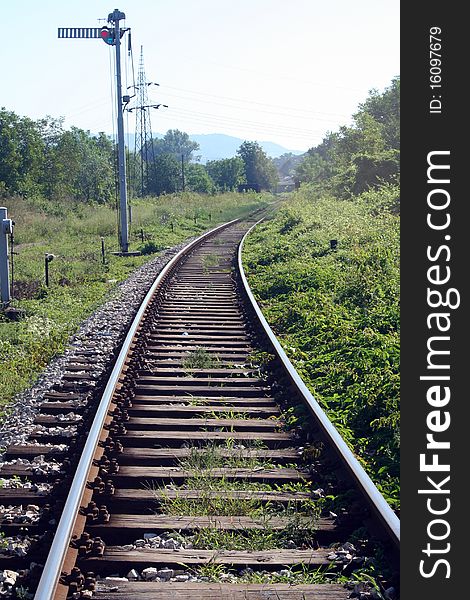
{"left": 118, "top": 386, "right": 135, "bottom": 400}
{"left": 115, "top": 398, "right": 129, "bottom": 411}
{"left": 67, "top": 581, "right": 80, "bottom": 599}
{"left": 114, "top": 392, "right": 134, "bottom": 406}
{"left": 110, "top": 407, "right": 129, "bottom": 422}
{"left": 72, "top": 533, "right": 93, "bottom": 557}
{"left": 84, "top": 572, "right": 97, "bottom": 590}
{"left": 84, "top": 501, "right": 99, "bottom": 523}
{"left": 91, "top": 537, "right": 106, "bottom": 557}
{"left": 66, "top": 567, "right": 85, "bottom": 589}
{"left": 52, "top": 477, "right": 65, "bottom": 493}
{"left": 125, "top": 366, "right": 139, "bottom": 378}
{"left": 104, "top": 479, "right": 115, "bottom": 495}
{"left": 112, "top": 423, "right": 127, "bottom": 435}
{"left": 105, "top": 422, "right": 120, "bottom": 435}
{"left": 90, "top": 476, "right": 105, "bottom": 494}
{"left": 98, "top": 505, "right": 111, "bottom": 523}
{"left": 102, "top": 437, "right": 124, "bottom": 454}
{"left": 96, "top": 454, "right": 110, "bottom": 468}
{"left": 109, "top": 458, "right": 120, "bottom": 473}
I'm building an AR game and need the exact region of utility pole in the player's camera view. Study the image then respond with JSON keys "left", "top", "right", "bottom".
{"left": 58, "top": 9, "right": 131, "bottom": 253}
{"left": 109, "top": 9, "right": 129, "bottom": 252}
{"left": 181, "top": 153, "right": 186, "bottom": 192}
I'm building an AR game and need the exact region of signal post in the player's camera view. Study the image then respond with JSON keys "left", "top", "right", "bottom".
{"left": 58, "top": 9, "right": 131, "bottom": 254}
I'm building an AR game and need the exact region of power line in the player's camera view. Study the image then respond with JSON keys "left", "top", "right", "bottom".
{"left": 163, "top": 84, "right": 351, "bottom": 119}
{"left": 160, "top": 90, "right": 344, "bottom": 125}
{"left": 158, "top": 106, "right": 326, "bottom": 140}
{"left": 179, "top": 56, "right": 366, "bottom": 93}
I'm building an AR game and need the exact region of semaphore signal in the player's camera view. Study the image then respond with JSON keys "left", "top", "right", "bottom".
{"left": 58, "top": 9, "right": 131, "bottom": 254}
{"left": 99, "top": 27, "right": 115, "bottom": 45}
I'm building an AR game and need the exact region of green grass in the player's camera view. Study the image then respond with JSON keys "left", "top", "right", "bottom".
{"left": 0, "top": 191, "right": 271, "bottom": 412}
{"left": 189, "top": 524, "right": 318, "bottom": 552}
{"left": 181, "top": 348, "right": 219, "bottom": 370}
{"left": 242, "top": 184, "right": 400, "bottom": 509}
{"left": 151, "top": 443, "right": 320, "bottom": 545}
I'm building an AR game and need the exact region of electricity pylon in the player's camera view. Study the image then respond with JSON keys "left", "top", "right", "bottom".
{"left": 133, "top": 47, "right": 157, "bottom": 196}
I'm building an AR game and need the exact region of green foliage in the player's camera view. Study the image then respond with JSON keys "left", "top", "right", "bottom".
{"left": 295, "top": 78, "right": 400, "bottom": 200}
{"left": 243, "top": 185, "right": 400, "bottom": 507}
{"left": 148, "top": 153, "right": 181, "bottom": 195}
{"left": 48, "top": 127, "right": 115, "bottom": 203}
{"left": 0, "top": 109, "right": 116, "bottom": 203}
{"left": 152, "top": 129, "right": 200, "bottom": 162}
{"left": 206, "top": 157, "right": 246, "bottom": 191}
{"left": 0, "top": 110, "right": 212, "bottom": 203}
{"left": 182, "top": 348, "right": 217, "bottom": 369}
{"left": 0, "top": 108, "right": 45, "bottom": 197}
{"left": 237, "top": 141, "right": 278, "bottom": 191}
{"left": 272, "top": 153, "right": 304, "bottom": 178}
{"left": 185, "top": 163, "right": 214, "bottom": 194}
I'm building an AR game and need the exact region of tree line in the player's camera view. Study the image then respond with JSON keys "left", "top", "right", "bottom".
{"left": 0, "top": 109, "right": 279, "bottom": 203}
{"left": 294, "top": 77, "right": 399, "bottom": 203}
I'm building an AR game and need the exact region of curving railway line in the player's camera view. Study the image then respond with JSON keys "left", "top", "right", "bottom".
{"left": 0, "top": 217, "right": 399, "bottom": 600}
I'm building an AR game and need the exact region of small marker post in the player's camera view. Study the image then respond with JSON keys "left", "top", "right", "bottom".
{"left": 0, "top": 207, "right": 13, "bottom": 305}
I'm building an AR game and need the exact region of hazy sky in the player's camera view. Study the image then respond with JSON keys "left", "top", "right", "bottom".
{"left": 2, "top": 0, "right": 399, "bottom": 152}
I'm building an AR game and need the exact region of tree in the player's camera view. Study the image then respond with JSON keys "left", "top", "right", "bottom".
{"left": 294, "top": 153, "right": 327, "bottom": 186}
{"left": 273, "top": 153, "right": 303, "bottom": 179}
{"left": 185, "top": 164, "right": 214, "bottom": 193}
{"left": 148, "top": 154, "right": 180, "bottom": 195}
{"left": 36, "top": 115, "right": 65, "bottom": 199}
{"left": 48, "top": 127, "right": 115, "bottom": 202}
{"left": 152, "top": 129, "right": 200, "bottom": 163}
{"left": 0, "top": 108, "right": 45, "bottom": 196}
{"left": 206, "top": 157, "right": 245, "bottom": 191}
{"left": 237, "top": 141, "right": 278, "bottom": 191}
{"left": 294, "top": 78, "right": 400, "bottom": 197}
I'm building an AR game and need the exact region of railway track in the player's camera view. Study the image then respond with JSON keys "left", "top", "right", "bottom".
{"left": 0, "top": 217, "right": 399, "bottom": 599}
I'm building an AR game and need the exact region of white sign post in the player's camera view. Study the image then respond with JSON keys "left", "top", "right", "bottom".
{"left": 0, "top": 207, "right": 13, "bottom": 305}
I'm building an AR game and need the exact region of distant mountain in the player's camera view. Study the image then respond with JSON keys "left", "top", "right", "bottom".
{"left": 187, "top": 134, "right": 304, "bottom": 163}
{"left": 123, "top": 132, "right": 304, "bottom": 163}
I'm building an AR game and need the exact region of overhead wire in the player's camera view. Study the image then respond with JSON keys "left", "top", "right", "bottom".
{"left": 160, "top": 90, "right": 344, "bottom": 126}
{"left": 156, "top": 107, "right": 323, "bottom": 144}
{"left": 182, "top": 56, "right": 365, "bottom": 93}
{"left": 165, "top": 105, "right": 325, "bottom": 136}
{"left": 163, "top": 84, "right": 351, "bottom": 120}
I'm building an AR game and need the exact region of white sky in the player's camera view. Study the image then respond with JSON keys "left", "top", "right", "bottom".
{"left": 2, "top": 0, "right": 399, "bottom": 152}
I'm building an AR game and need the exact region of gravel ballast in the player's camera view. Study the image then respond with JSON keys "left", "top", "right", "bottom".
{"left": 0, "top": 238, "right": 197, "bottom": 455}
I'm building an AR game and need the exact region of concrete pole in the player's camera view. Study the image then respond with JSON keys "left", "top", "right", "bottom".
{"left": 0, "top": 207, "right": 12, "bottom": 305}
{"left": 110, "top": 9, "right": 129, "bottom": 253}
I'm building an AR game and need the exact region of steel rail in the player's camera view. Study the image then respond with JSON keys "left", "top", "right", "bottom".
{"left": 238, "top": 219, "right": 400, "bottom": 546}
{"left": 34, "top": 219, "right": 240, "bottom": 600}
